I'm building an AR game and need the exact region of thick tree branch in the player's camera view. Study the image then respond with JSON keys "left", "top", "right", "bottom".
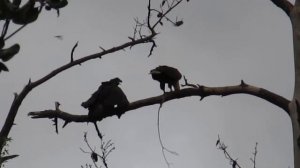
{"left": 0, "top": 0, "right": 187, "bottom": 149}
{"left": 0, "top": 21, "right": 156, "bottom": 152}
{"left": 28, "top": 81, "right": 291, "bottom": 126}
{"left": 0, "top": 154, "right": 19, "bottom": 165}
{"left": 270, "top": 0, "right": 294, "bottom": 17}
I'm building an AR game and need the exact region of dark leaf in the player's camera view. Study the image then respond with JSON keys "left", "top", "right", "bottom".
{"left": 0, "top": 62, "right": 8, "bottom": 72}
{"left": 174, "top": 20, "right": 183, "bottom": 27}
{"left": 157, "top": 12, "right": 163, "bottom": 18}
{"left": 91, "top": 152, "right": 98, "bottom": 162}
{"left": 216, "top": 139, "right": 220, "bottom": 146}
{"left": 12, "top": 0, "right": 39, "bottom": 25}
{"left": 232, "top": 160, "right": 237, "bottom": 168}
{"left": 0, "top": 37, "right": 4, "bottom": 49}
{"left": 46, "top": 0, "right": 68, "bottom": 9}
{"left": 54, "top": 35, "right": 63, "bottom": 40}
{"left": 0, "top": 44, "right": 20, "bottom": 62}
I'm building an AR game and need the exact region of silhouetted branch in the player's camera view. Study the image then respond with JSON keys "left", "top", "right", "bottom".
{"left": 0, "top": 0, "right": 185, "bottom": 146}
{"left": 93, "top": 122, "right": 103, "bottom": 140}
{"left": 157, "top": 103, "right": 178, "bottom": 168}
{"left": 4, "top": 3, "right": 45, "bottom": 41}
{"left": 28, "top": 81, "right": 291, "bottom": 124}
{"left": 250, "top": 142, "right": 258, "bottom": 168}
{"left": 0, "top": 154, "right": 19, "bottom": 165}
{"left": 80, "top": 132, "right": 115, "bottom": 168}
{"left": 129, "top": 0, "right": 186, "bottom": 56}
{"left": 71, "top": 41, "right": 79, "bottom": 63}
{"left": 216, "top": 136, "right": 242, "bottom": 168}
{"left": 0, "top": 20, "right": 157, "bottom": 151}
{"left": 217, "top": 136, "right": 259, "bottom": 168}
{"left": 270, "top": 0, "right": 293, "bottom": 17}
{"left": 152, "top": 0, "right": 184, "bottom": 29}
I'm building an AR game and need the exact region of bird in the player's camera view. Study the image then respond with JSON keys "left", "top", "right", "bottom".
{"left": 81, "top": 78, "right": 129, "bottom": 119}
{"left": 150, "top": 65, "right": 182, "bottom": 92}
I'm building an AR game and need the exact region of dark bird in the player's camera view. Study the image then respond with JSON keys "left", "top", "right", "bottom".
{"left": 81, "top": 78, "right": 129, "bottom": 119}
{"left": 150, "top": 65, "right": 182, "bottom": 92}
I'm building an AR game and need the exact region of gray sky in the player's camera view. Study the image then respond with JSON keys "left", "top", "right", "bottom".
{"left": 0, "top": 0, "right": 295, "bottom": 167}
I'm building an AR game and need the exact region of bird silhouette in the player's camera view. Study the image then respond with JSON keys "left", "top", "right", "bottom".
{"left": 81, "top": 78, "right": 129, "bottom": 120}
{"left": 150, "top": 65, "right": 182, "bottom": 92}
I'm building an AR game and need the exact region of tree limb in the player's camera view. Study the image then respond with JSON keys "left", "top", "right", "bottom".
{"left": 0, "top": 26, "right": 157, "bottom": 148}
{"left": 0, "top": 154, "right": 19, "bottom": 165}
{"left": 1, "top": 0, "right": 189, "bottom": 150}
{"left": 270, "top": 0, "right": 294, "bottom": 17}
{"left": 28, "top": 81, "right": 291, "bottom": 126}
{"left": 0, "top": 0, "right": 187, "bottom": 164}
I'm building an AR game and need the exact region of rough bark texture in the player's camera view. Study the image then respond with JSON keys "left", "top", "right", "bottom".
{"left": 269, "top": 0, "right": 300, "bottom": 167}
{"left": 291, "top": 2, "right": 300, "bottom": 167}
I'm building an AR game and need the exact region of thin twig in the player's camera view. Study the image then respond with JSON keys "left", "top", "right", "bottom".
{"left": 216, "top": 136, "right": 242, "bottom": 168}
{"left": 157, "top": 101, "right": 178, "bottom": 168}
{"left": 71, "top": 41, "right": 79, "bottom": 63}
{"left": 250, "top": 142, "right": 258, "bottom": 168}
{"left": 93, "top": 122, "right": 103, "bottom": 140}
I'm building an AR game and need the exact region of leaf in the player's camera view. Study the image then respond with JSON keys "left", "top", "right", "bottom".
{"left": 0, "top": 44, "right": 20, "bottom": 62}
{"left": 0, "top": 62, "right": 9, "bottom": 72}
{"left": 91, "top": 152, "right": 98, "bottom": 162}
{"left": 157, "top": 12, "right": 163, "bottom": 18}
{"left": 174, "top": 20, "right": 183, "bottom": 27}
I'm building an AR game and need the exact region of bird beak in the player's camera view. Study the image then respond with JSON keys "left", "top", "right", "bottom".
{"left": 149, "top": 70, "right": 160, "bottom": 74}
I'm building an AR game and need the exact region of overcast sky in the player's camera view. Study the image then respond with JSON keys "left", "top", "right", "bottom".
{"left": 0, "top": 0, "right": 296, "bottom": 168}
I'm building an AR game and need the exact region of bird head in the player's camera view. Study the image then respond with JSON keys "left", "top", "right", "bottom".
{"left": 149, "top": 69, "right": 161, "bottom": 75}
{"left": 110, "top": 77, "right": 122, "bottom": 85}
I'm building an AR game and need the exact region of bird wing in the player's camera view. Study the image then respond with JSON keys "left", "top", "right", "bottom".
{"left": 82, "top": 83, "right": 111, "bottom": 109}
{"left": 157, "top": 66, "right": 182, "bottom": 80}
{"left": 102, "top": 86, "right": 129, "bottom": 107}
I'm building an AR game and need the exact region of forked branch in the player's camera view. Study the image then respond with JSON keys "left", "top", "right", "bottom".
{"left": 270, "top": 0, "right": 294, "bottom": 17}
{"left": 1, "top": 0, "right": 188, "bottom": 150}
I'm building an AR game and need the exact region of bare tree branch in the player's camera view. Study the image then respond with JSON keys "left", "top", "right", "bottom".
{"left": 157, "top": 103, "right": 178, "bottom": 168}
{"left": 0, "top": 154, "right": 19, "bottom": 165}
{"left": 250, "top": 142, "right": 258, "bottom": 168}
{"left": 28, "top": 81, "right": 291, "bottom": 126}
{"left": 270, "top": 0, "right": 294, "bottom": 17}
{"left": 216, "top": 136, "right": 242, "bottom": 168}
{"left": 0, "top": 0, "right": 187, "bottom": 152}
{"left": 70, "top": 41, "right": 79, "bottom": 63}
{"left": 81, "top": 132, "right": 115, "bottom": 168}
{"left": 0, "top": 28, "right": 156, "bottom": 147}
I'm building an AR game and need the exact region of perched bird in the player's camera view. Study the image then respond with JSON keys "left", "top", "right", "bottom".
{"left": 150, "top": 65, "right": 182, "bottom": 92}
{"left": 81, "top": 78, "right": 129, "bottom": 119}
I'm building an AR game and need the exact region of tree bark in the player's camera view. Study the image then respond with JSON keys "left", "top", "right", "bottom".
{"left": 289, "top": 1, "right": 300, "bottom": 167}
{"left": 28, "top": 83, "right": 291, "bottom": 127}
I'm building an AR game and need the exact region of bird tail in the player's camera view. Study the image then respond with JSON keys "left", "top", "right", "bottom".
{"left": 174, "top": 82, "right": 180, "bottom": 91}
